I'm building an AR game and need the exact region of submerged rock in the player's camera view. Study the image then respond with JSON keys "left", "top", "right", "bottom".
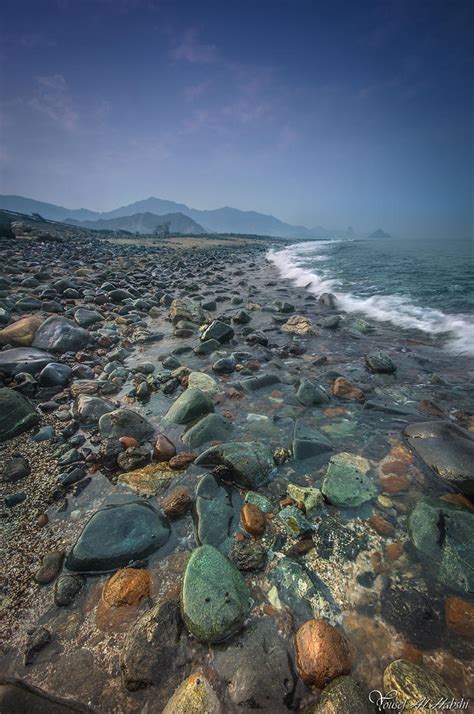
{"left": 195, "top": 441, "right": 274, "bottom": 489}
{"left": 201, "top": 319, "right": 234, "bottom": 343}
{"left": 212, "top": 617, "right": 297, "bottom": 711}
{"left": 293, "top": 421, "right": 332, "bottom": 460}
{"left": 102, "top": 568, "right": 150, "bottom": 607}
{"left": 295, "top": 619, "right": 351, "bottom": 688}
{"left": 405, "top": 421, "right": 474, "bottom": 496}
{"left": 66, "top": 500, "right": 170, "bottom": 573}
{"left": 382, "top": 660, "right": 453, "bottom": 710}
{"left": 170, "top": 298, "right": 207, "bottom": 325}
{"left": 181, "top": 544, "right": 251, "bottom": 643}
{"left": 365, "top": 350, "right": 396, "bottom": 373}
{"left": 121, "top": 600, "right": 190, "bottom": 695}
{"left": 322, "top": 452, "right": 377, "bottom": 507}
{"left": 281, "top": 315, "right": 318, "bottom": 335}
{"left": 194, "top": 473, "right": 241, "bottom": 554}
{"left": 407, "top": 498, "right": 474, "bottom": 593}
{"left": 164, "top": 388, "right": 214, "bottom": 425}
{"left": 0, "top": 388, "right": 39, "bottom": 442}
{"left": 183, "top": 413, "right": 233, "bottom": 448}
{"left": 307, "top": 675, "right": 374, "bottom": 713}
{"left": 162, "top": 673, "right": 221, "bottom": 714}
{"left": 297, "top": 379, "right": 330, "bottom": 406}
{"left": 0, "top": 679, "right": 90, "bottom": 713}
{"left": 270, "top": 557, "right": 339, "bottom": 625}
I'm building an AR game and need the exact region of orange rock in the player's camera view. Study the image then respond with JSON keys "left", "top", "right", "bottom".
{"left": 386, "top": 541, "right": 404, "bottom": 561}
{"left": 388, "top": 443, "right": 414, "bottom": 463}
{"left": 445, "top": 596, "right": 474, "bottom": 637}
{"left": 295, "top": 619, "right": 351, "bottom": 688}
{"left": 371, "top": 551, "right": 383, "bottom": 573}
{"left": 369, "top": 514, "right": 395, "bottom": 537}
{"left": 331, "top": 377, "right": 365, "bottom": 401}
{"left": 323, "top": 407, "right": 346, "bottom": 417}
{"left": 381, "top": 460, "right": 407, "bottom": 476}
{"left": 241, "top": 503, "right": 266, "bottom": 537}
{"left": 382, "top": 474, "right": 410, "bottom": 494}
{"left": 162, "top": 487, "right": 192, "bottom": 519}
{"left": 440, "top": 493, "right": 474, "bottom": 513}
{"left": 102, "top": 568, "right": 150, "bottom": 607}
{"left": 119, "top": 436, "right": 139, "bottom": 450}
{"left": 169, "top": 452, "right": 196, "bottom": 470}
{"left": 153, "top": 435, "right": 176, "bottom": 462}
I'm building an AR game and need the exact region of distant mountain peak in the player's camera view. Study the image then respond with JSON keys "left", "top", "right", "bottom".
{"left": 368, "top": 228, "right": 391, "bottom": 239}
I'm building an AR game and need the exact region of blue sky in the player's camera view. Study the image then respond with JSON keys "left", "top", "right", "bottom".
{"left": 1, "top": 0, "right": 472, "bottom": 237}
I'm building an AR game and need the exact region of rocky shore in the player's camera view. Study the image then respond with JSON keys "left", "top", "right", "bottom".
{"left": 0, "top": 231, "right": 473, "bottom": 712}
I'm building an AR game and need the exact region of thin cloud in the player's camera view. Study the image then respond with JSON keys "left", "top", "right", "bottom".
{"left": 29, "top": 74, "right": 78, "bottom": 130}
{"left": 171, "top": 28, "right": 218, "bottom": 64}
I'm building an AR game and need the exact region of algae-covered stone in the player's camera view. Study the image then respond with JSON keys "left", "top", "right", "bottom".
{"left": 383, "top": 659, "right": 453, "bottom": 713}
{"left": 407, "top": 498, "right": 474, "bottom": 593}
{"left": 365, "top": 350, "right": 396, "bottom": 373}
{"left": 118, "top": 463, "right": 183, "bottom": 495}
{"left": 297, "top": 379, "right": 330, "bottom": 406}
{"left": 293, "top": 421, "right": 332, "bottom": 460}
{"left": 187, "top": 371, "right": 219, "bottom": 396}
{"left": 66, "top": 500, "right": 170, "bottom": 574}
{"left": 287, "top": 484, "right": 324, "bottom": 515}
{"left": 0, "top": 388, "right": 39, "bottom": 442}
{"left": 281, "top": 315, "right": 318, "bottom": 335}
{"left": 181, "top": 544, "right": 250, "bottom": 643}
{"left": 183, "top": 413, "right": 233, "bottom": 448}
{"left": 169, "top": 298, "right": 207, "bottom": 325}
{"left": 277, "top": 505, "right": 313, "bottom": 537}
{"left": 164, "top": 388, "right": 214, "bottom": 425}
{"left": 244, "top": 491, "right": 273, "bottom": 513}
{"left": 322, "top": 452, "right": 377, "bottom": 507}
{"left": 162, "top": 673, "right": 221, "bottom": 714}
{"left": 309, "top": 675, "right": 374, "bottom": 713}
{"left": 195, "top": 441, "right": 274, "bottom": 489}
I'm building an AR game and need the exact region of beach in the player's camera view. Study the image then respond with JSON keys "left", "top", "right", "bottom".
{"left": 0, "top": 231, "right": 473, "bottom": 713}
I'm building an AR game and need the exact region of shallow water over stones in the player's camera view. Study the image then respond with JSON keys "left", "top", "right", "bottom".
{"left": 0, "top": 234, "right": 473, "bottom": 712}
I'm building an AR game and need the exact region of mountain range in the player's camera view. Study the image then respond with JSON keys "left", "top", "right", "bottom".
{"left": 0, "top": 194, "right": 389, "bottom": 239}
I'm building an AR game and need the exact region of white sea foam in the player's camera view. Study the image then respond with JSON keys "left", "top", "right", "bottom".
{"left": 268, "top": 242, "right": 474, "bottom": 356}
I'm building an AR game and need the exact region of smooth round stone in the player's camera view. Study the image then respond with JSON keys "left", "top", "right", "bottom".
{"left": 0, "top": 347, "right": 54, "bottom": 376}
{"left": 32, "top": 316, "right": 90, "bottom": 353}
{"left": 164, "top": 388, "right": 214, "bottom": 425}
{"left": 383, "top": 660, "right": 454, "bottom": 711}
{"left": 38, "top": 362, "right": 73, "bottom": 387}
{"left": 181, "top": 544, "right": 251, "bottom": 643}
{"left": 65, "top": 500, "right": 170, "bottom": 574}
{"left": 187, "top": 371, "right": 219, "bottom": 396}
{"left": 74, "top": 308, "right": 102, "bottom": 327}
{"left": 295, "top": 619, "right": 351, "bottom": 688}
{"left": 2, "top": 456, "right": 30, "bottom": 483}
{"left": 182, "top": 413, "right": 233, "bottom": 448}
{"left": 54, "top": 574, "right": 85, "bottom": 607}
{"left": 102, "top": 568, "right": 150, "bottom": 607}
{"left": 0, "top": 315, "right": 44, "bottom": 346}
{"left": 308, "top": 675, "right": 373, "bottom": 713}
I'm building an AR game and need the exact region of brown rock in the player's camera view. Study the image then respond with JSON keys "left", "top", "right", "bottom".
{"left": 386, "top": 541, "right": 404, "bottom": 561}
{"left": 119, "top": 436, "right": 139, "bottom": 449}
{"left": 162, "top": 487, "right": 192, "bottom": 519}
{"left": 440, "top": 493, "right": 474, "bottom": 512}
{"left": 445, "top": 596, "right": 474, "bottom": 637}
{"left": 368, "top": 514, "right": 395, "bottom": 537}
{"left": 295, "top": 619, "right": 351, "bottom": 688}
{"left": 162, "top": 672, "right": 221, "bottom": 714}
{"left": 418, "top": 399, "right": 445, "bottom": 417}
{"left": 382, "top": 474, "right": 410, "bottom": 494}
{"left": 0, "top": 315, "right": 44, "bottom": 346}
{"left": 323, "top": 407, "right": 346, "bottom": 417}
{"left": 241, "top": 503, "right": 265, "bottom": 537}
{"left": 34, "top": 551, "right": 64, "bottom": 585}
{"left": 381, "top": 460, "right": 407, "bottom": 476}
{"left": 102, "top": 568, "right": 151, "bottom": 607}
{"left": 331, "top": 377, "right": 365, "bottom": 401}
{"left": 399, "top": 645, "right": 424, "bottom": 665}
{"left": 37, "top": 513, "right": 49, "bottom": 528}
{"left": 169, "top": 452, "right": 196, "bottom": 470}
{"left": 153, "top": 434, "right": 176, "bottom": 462}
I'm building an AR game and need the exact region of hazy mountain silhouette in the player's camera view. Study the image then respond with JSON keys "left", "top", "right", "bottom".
{"left": 68, "top": 211, "right": 206, "bottom": 235}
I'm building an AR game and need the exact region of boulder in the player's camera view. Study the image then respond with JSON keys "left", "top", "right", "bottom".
{"left": 164, "top": 388, "right": 214, "bottom": 425}
{"left": 65, "top": 500, "right": 170, "bottom": 574}
{"left": 120, "top": 600, "right": 191, "bottom": 695}
{"left": 297, "top": 379, "right": 330, "bottom": 406}
{"left": 182, "top": 413, "right": 233, "bottom": 448}
{"left": 38, "top": 362, "right": 73, "bottom": 387}
{"left": 407, "top": 498, "right": 474, "bottom": 593}
{"left": 99, "top": 408, "right": 155, "bottom": 442}
{"left": 195, "top": 441, "right": 274, "bottom": 489}
{"left": 181, "top": 544, "right": 251, "bottom": 643}
{"left": 0, "top": 388, "right": 39, "bottom": 442}
{"left": 194, "top": 473, "right": 241, "bottom": 554}
{"left": 293, "top": 421, "right": 332, "bottom": 460}
{"left": 405, "top": 421, "right": 474, "bottom": 496}
{"left": 295, "top": 619, "right": 351, "bottom": 688}
{"left": 201, "top": 320, "right": 234, "bottom": 344}
{"left": 73, "top": 395, "right": 114, "bottom": 425}
{"left": 382, "top": 660, "right": 453, "bottom": 709}
{"left": 322, "top": 453, "right": 377, "bottom": 507}
{"left": 33, "top": 316, "right": 90, "bottom": 353}
{"left": 0, "top": 315, "right": 44, "bottom": 346}
{"left": 187, "top": 371, "right": 219, "bottom": 396}
{"left": 0, "top": 347, "right": 53, "bottom": 376}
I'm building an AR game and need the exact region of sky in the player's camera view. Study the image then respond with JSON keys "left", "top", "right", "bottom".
{"left": 0, "top": 0, "right": 472, "bottom": 238}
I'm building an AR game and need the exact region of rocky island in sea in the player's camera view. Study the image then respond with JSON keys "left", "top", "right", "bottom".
{"left": 0, "top": 212, "right": 472, "bottom": 713}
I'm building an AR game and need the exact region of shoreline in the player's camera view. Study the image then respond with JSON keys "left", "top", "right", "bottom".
{"left": 0, "top": 234, "right": 473, "bottom": 712}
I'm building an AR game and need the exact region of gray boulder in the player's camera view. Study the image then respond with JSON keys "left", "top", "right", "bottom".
{"left": 182, "top": 413, "right": 233, "bottom": 448}
{"left": 0, "top": 388, "right": 39, "bottom": 442}
{"left": 33, "top": 316, "right": 90, "bottom": 353}
{"left": 0, "top": 347, "right": 53, "bottom": 376}
{"left": 195, "top": 441, "right": 274, "bottom": 489}
{"left": 164, "top": 388, "right": 214, "bottom": 425}
{"left": 99, "top": 408, "right": 155, "bottom": 442}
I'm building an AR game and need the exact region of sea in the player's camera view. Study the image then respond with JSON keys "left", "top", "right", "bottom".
{"left": 269, "top": 237, "right": 474, "bottom": 355}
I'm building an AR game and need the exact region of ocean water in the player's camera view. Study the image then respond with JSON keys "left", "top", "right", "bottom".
{"left": 269, "top": 237, "right": 474, "bottom": 355}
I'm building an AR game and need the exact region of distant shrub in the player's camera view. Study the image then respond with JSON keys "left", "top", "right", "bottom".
{"left": 0, "top": 223, "right": 15, "bottom": 239}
